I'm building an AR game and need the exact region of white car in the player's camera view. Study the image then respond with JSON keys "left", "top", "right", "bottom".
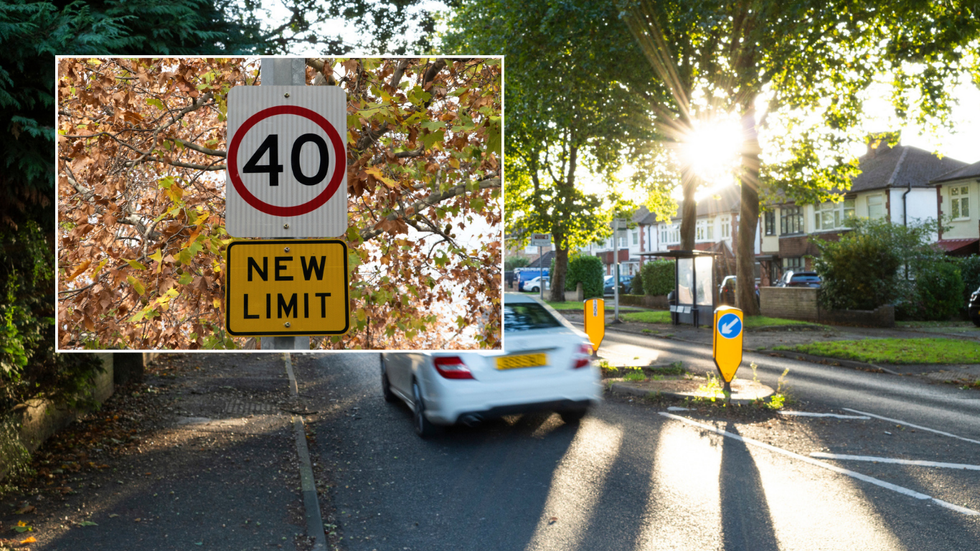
{"left": 380, "top": 293, "right": 601, "bottom": 437}
{"left": 524, "top": 275, "right": 549, "bottom": 292}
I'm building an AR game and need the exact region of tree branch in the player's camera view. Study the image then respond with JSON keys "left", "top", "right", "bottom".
{"left": 360, "top": 177, "right": 500, "bottom": 242}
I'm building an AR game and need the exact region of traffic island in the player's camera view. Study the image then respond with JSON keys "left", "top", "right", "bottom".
{"left": 607, "top": 374, "right": 775, "bottom": 405}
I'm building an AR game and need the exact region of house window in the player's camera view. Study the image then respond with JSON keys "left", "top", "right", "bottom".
{"left": 618, "top": 235, "right": 627, "bottom": 248}
{"left": 814, "top": 198, "right": 855, "bottom": 230}
{"left": 631, "top": 229, "right": 639, "bottom": 245}
{"left": 661, "top": 223, "right": 680, "bottom": 245}
{"left": 764, "top": 211, "right": 775, "bottom": 236}
{"left": 780, "top": 206, "right": 803, "bottom": 235}
{"left": 696, "top": 219, "right": 714, "bottom": 242}
{"left": 867, "top": 194, "right": 885, "bottom": 219}
{"left": 950, "top": 186, "right": 970, "bottom": 220}
{"left": 783, "top": 257, "right": 804, "bottom": 270}
{"left": 721, "top": 215, "right": 731, "bottom": 239}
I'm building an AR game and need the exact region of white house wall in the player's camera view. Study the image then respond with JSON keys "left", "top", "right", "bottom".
{"left": 939, "top": 179, "right": 979, "bottom": 240}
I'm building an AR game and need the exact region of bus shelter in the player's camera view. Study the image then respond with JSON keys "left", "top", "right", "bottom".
{"left": 642, "top": 250, "right": 717, "bottom": 328}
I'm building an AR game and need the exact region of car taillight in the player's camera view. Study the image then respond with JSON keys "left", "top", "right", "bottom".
{"left": 433, "top": 356, "right": 474, "bottom": 379}
{"left": 572, "top": 343, "right": 593, "bottom": 368}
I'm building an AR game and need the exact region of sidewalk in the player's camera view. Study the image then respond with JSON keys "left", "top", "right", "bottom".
{"left": 0, "top": 354, "right": 320, "bottom": 551}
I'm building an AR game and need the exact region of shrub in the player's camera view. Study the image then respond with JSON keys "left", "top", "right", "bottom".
{"left": 954, "top": 255, "right": 980, "bottom": 298}
{"left": 908, "top": 260, "right": 964, "bottom": 321}
{"left": 814, "top": 231, "right": 901, "bottom": 311}
{"left": 566, "top": 255, "right": 604, "bottom": 298}
{"left": 630, "top": 272, "right": 644, "bottom": 295}
{"left": 505, "top": 256, "right": 530, "bottom": 271}
{"left": 641, "top": 259, "right": 674, "bottom": 296}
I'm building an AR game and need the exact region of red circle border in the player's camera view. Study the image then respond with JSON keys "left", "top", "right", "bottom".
{"left": 228, "top": 105, "right": 345, "bottom": 217}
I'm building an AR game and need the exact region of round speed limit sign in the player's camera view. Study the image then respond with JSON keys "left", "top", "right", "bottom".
{"left": 225, "top": 86, "right": 348, "bottom": 238}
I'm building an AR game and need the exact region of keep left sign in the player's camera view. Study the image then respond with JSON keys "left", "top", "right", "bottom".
{"left": 226, "top": 86, "right": 347, "bottom": 238}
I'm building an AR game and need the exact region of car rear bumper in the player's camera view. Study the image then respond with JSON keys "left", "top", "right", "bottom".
{"left": 422, "top": 372, "right": 602, "bottom": 425}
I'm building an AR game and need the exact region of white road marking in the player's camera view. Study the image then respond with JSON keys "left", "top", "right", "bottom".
{"left": 842, "top": 408, "right": 980, "bottom": 445}
{"left": 809, "top": 453, "right": 980, "bottom": 471}
{"left": 778, "top": 411, "right": 871, "bottom": 420}
{"left": 659, "top": 412, "right": 980, "bottom": 517}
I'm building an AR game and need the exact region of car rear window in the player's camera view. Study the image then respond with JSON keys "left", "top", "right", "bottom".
{"left": 504, "top": 303, "right": 563, "bottom": 332}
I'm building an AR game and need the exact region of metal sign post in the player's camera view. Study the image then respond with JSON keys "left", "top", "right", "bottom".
{"left": 225, "top": 58, "right": 350, "bottom": 349}
{"left": 529, "top": 233, "right": 551, "bottom": 301}
{"left": 712, "top": 306, "right": 744, "bottom": 403}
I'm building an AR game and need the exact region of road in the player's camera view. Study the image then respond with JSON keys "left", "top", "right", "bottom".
{"left": 293, "top": 345, "right": 980, "bottom": 551}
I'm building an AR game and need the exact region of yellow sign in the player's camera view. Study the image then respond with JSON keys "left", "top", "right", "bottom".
{"left": 712, "top": 306, "right": 744, "bottom": 382}
{"left": 584, "top": 298, "right": 605, "bottom": 352}
{"left": 226, "top": 240, "right": 349, "bottom": 336}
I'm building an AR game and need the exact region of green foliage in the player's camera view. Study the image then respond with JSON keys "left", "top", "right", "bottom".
{"left": 505, "top": 256, "right": 530, "bottom": 271}
{"left": 630, "top": 270, "right": 644, "bottom": 295}
{"left": 0, "top": 0, "right": 263, "bottom": 229}
{"left": 623, "top": 370, "right": 646, "bottom": 382}
{"left": 814, "top": 230, "right": 902, "bottom": 311}
{"left": 566, "top": 255, "right": 604, "bottom": 299}
{"left": 0, "top": 222, "right": 104, "bottom": 409}
{"left": 641, "top": 259, "right": 674, "bottom": 296}
{"left": 953, "top": 255, "right": 980, "bottom": 299}
{"left": 444, "top": 0, "right": 654, "bottom": 298}
{"left": 907, "top": 260, "right": 964, "bottom": 321}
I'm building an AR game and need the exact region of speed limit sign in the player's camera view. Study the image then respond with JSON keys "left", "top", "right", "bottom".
{"left": 225, "top": 86, "right": 348, "bottom": 238}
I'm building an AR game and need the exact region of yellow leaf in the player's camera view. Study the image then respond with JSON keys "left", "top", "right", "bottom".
{"left": 66, "top": 260, "right": 92, "bottom": 282}
{"left": 21, "top": 536, "right": 37, "bottom": 544}
{"left": 213, "top": 299, "right": 221, "bottom": 309}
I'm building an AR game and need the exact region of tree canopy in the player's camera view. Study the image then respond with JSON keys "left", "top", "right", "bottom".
{"left": 57, "top": 57, "right": 501, "bottom": 350}
{"left": 444, "top": 0, "right": 657, "bottom": 300}
{"left": 617, "top": 0, "right": 980, "bottom": 314}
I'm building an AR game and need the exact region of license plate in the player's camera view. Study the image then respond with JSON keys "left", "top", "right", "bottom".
{"left": 496, "top": 353, "right": 546, "bottom": 370}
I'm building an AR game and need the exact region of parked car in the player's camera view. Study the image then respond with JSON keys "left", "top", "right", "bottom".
{"left": 718, "top": 275, "right": 760, "bottom": 306}
{"left": 524, "top": 275, "right": 550, "bottom": 292}
{"left": 775, "top": 270, "right": 822, "bottom": 288}
{"left": 969, "top": 285, "right": 980, "bottom": 327}
{"left": 603, "top": 275, "right": 633, "bottom": 296}
{"left": 380, "top": 293, "right": 601, "bottom": 437}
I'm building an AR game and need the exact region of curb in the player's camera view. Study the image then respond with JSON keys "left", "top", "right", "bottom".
{"left": 284, "top": 353, "right": 327, "bottom": 551}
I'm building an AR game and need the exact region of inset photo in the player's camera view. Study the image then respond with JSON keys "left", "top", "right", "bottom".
{"left": 57, "top": 57, "right": 502, "bottom": 351}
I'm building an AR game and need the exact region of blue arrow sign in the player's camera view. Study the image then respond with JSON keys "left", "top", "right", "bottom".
{"left": 717, "top": 312, "right": 742, "bottom": 339}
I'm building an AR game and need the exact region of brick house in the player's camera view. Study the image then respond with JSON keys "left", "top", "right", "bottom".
{"left": 930, "top": 159, "right": 980, "bottom": 256}
{"left": 758, "top": 141, "right": 968, "bottom": 284}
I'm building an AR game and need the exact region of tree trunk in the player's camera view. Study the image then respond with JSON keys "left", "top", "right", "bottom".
{"left": 549, "top": 144, "right": 578, "bottom": 302}
{"left": 680, "top": 168, "right": 698, "bottom": 251}
{"left": 736, "top": 108, "right": 761, "bottom": 316}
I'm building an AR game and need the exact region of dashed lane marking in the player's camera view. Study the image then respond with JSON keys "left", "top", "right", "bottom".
{"left": 659, "top": 412, "right": 980, "bottom": 517}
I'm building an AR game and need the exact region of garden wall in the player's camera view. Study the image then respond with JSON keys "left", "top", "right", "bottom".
{"left": 1, "top": 353, "right": 118, "bottom": 482}
{"left": 760, "top": 287, "right": 895, "bottom": 327}
{"left": 619, "top": 294, "right": 670, "bottom": 309}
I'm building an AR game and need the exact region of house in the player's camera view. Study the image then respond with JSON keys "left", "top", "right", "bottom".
{"left": 930, "top": 159, "right": 980, "bottom": 256}
{"left": 587, "top": 185, "right": 750, "bottom": 283}
{"left": 758, "top": 141, "right": 968, "bottom": 284}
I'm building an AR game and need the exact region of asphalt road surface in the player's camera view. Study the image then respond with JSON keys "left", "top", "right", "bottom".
{"left": 294, "top": 351, "right": 980, "bottom": 551}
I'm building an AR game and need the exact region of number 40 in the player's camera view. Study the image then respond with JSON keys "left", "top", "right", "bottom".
{"left": 243, "top": 133, "right": 330, "bottom": 187}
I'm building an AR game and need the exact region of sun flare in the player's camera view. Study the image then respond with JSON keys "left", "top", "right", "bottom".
{"left": 680, "top": 118, "right": 745, "bottom": 185}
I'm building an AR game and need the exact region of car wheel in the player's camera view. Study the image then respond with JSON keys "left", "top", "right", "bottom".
{"left": 412, "top": 380, "right": 439, "bottom": 438}
{"left": 559, "top": 407, "right": 588, "bottom": 424}
{"left": 380, "top": 358, "right": 396, "bottom": 403}
{"left": 531, "top": 286, "right": 539, "bottom": 292}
